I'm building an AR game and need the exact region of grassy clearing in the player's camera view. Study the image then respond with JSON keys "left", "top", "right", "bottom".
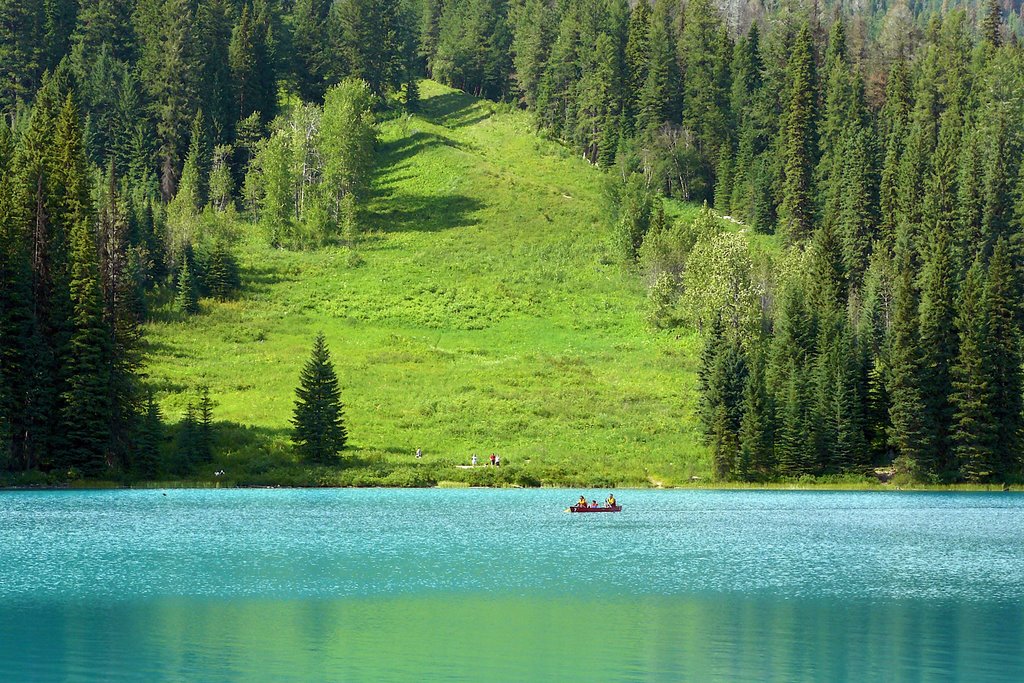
{"left": 144, "top": 81, "right": 706, "bottom": 488}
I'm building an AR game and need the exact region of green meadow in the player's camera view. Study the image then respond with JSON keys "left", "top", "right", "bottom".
{"left": 144, "top": 81, "right": 709, "bottom": 488}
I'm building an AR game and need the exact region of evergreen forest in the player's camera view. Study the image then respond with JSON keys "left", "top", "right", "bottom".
{"left": 2, "top": 0, "right": 1024, "bottom": 486}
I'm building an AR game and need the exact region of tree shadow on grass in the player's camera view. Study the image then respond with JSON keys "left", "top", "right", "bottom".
{"left": 376, "top": 130, "right": 470, "bottom": 173}
{"left": 241, "top": 263, "right": 290, "bottom": 296}
{"left": 370, "top": 192, "right": 483, "bottom": 234}
{"left": 158, "top": 421, "right": 379, "bottom": 482}
{"left": 418, "top": 91, "right": 494, "bottom": 129}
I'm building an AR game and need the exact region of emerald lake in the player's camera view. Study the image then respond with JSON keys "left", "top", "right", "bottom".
{"left": 1, "top": 489, "right": 1022, "bottom": 681}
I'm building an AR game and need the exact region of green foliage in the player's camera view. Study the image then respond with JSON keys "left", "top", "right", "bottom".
{"left": 144, "top": 82, "right": 705, "bottom": 486}
{"left": 778, "top": 24, "right": 817, "bottom": 244}
{"left": 229, "top": 1, "right": 277, "bottom": 127}
{"left": 335, "top": 0, "right": 406, "bottom": 97}
{"left": 430, "top": 0, "right": 511, "bottom": 100}
{"left": 63, "top": 215, "right": 112, "bottom": 477}
{"left": 174, "top": 257, "right": 199, "bottom": 314}
{"left": 205, "top": 242, "right": 240, "bottom": 300}
{"left": 680, "top": 207, "right": 760, "bottom": 337}
{"left": 950, "top": 258, "right": 996, "bottom": 482}
{"left": 984, "top": 239, "right": 1022, "bottom": 482}
{"left": 613, "top": 173, "right": 654, "bottom": 261}
{"left": 738, "top": 347, "right": 772, "bottom": 481}
{"left": 917, "top": 229, "right": 959, "bottom": 480}
{"left": 196, "top": 385, "right": 214, "bottom": 463}
{"left": 134, "top": 391, "right": 164, "bottom": 479}
{"left": 292, "top": 332, "right": 347, "bottom": 464}
{"left": 321, "top": 78, "right": 377, "bottom": 209}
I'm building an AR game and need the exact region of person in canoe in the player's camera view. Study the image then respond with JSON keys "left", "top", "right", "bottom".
{"left": 577, "top": 495, "right": 588, "bottom": 508}
{"left": 605, "top": 494, "right": 616, "bottom": 507}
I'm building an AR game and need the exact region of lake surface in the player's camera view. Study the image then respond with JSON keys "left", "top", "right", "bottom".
{"left": 1, "top": 489, "right": 1022, "bottom": 681}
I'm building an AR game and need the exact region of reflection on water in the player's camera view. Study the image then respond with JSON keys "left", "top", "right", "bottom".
{"left": 1, "top": 489, "right": 1022, "bottom": 681}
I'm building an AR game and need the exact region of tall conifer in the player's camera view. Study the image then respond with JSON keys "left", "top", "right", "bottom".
{"left": 985, "top": 240, "right": 1023, "bottom": 482}
{"left": 778, "top": 24, "right": 817, "bottom": 243}
{"left": 292, "top": 332, "right": 347, "bottom": 463}
{"left": 950, "top": 258, "right": 995, "bottom": 482}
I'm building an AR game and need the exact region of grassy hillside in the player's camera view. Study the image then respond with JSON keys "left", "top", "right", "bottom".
{"left": 145, "top": 81, "right": 708, "bottom": 488}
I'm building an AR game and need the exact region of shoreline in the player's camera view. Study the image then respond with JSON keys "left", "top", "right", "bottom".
{"left": 3, "top": 481, "right": 1020, "bottom": 493}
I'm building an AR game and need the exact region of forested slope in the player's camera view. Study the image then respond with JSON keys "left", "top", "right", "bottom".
{"left": 144, "top": 81, "right": 708, "bottom": 487}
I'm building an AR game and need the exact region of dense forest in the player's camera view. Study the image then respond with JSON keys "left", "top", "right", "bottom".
{"left": 1, "top": 0, "right": 1023, "bottom": 483}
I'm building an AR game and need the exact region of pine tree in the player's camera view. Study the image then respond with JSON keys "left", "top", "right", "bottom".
{"left": 615, "top": 174, "right": 654, "bottom": 261}
{"left": 291, "top": 0, "right": 332, "bottom": 101}
{"left": 419, "top": 0, "right": 444, "bottom": 76}
{"left": 957, "top": 127, "right": 985, "bottom": 263}
{"left": 816, "top": 20, "right": 851, "bottom": 224}
{"left": 508, "top": 0, "right": 555, "bottom": 108}
{"left": 195, "top": 385, "right": 214, "bottom": 463}
{"left": 980, "top": 115, "right": 1014, "bottom": 249}
{"left": 136, "top": 0, "right": 199, "bottom": 201}
{"left": 174, "top": 257, "right": 199, "bottom": 314}
{"left": 895, "top": 57, "right": 940, "bottom": 252}
{"left": 636, "top": 0, "right": 679, "bottom": 134}
{"left": 623, "top": 0, "right": 651, "bottom": 132}
{"left": 837, "top": 125, "right": 877, "bottom": 287}
{"left": 778, "top": 24, "right": 817, "bottom": 243}
{"left": 73, "top": 0, "right": 135, "bottom": 65}
{"left": 917, "top": 229, "right": 959, "bottom": 480}
{"left": 775, "top": 360, "right": 811, "bottom": 478}
{"left": 535, "top": 12, "right": 580, "bottom": 139}
{"left": 292, "top": 332, "right": 347, "bottom": 463}
{"left": 195, "top": 0, "right": 235, "bottom": 141}
{"left": 877, "top": 59, "right": 911, "bottom": 245}
{"left": 335, "top": 0, "right": 404, "bottom": 97}
{"left": 175, "top": 402, "right": 197, "bottom": 473}
{"left": 859, "top": 248, "right": 894, "bottom": 463}
{"left": 950, "top": 257, "right": 996, "bottom": 482}
{"left": 0, "top": 0, "right": 43, "bottom": 112}
{"left": 575, "top": 31, "right": 622, "bottom": 163}
{"left": 98, "top": 170, "right": 143, "bottom": 467}
{"left": 0, "top": 117, "right": 35, "bottom": 470}
{"left": 738, "top": 345, "right": 773, "bottom": 481}
{"left": 808, "top": 221, "right": 847, "bottom": 313}
{"left": 769, "top": 287, "right": 816, "bottom": 477}
{"left": 679, "top": 0, "right": 731, "bottom": 166}
{"left": 714, "top": 145, "right": 733, "bottom": 215}
{"left": 707, "top": 333, "right": 747, "bottom": 481}
{"left": 62, "top": 216, "right": 112, "bottom": 477}
{"left": 698, "top": 314, "right": 724, "bottom": 436}
{"left": 134, "top": 390, "right": 163, "bottom": 479}
{"left": 205, "top": 242, "right": 239, "bottom": 300}
{"left": 830, "top": 320, "right": 867, "bottom": 474}
{"left": 0, "top": 370, "right": 11, "bottom": 468}
{"left": 597, "top": 112, "right": 620, "bottom": 169}
{"left": 981, "top": 0, "right": 1003, "bottom": 48}
{"left": 229, "top": 2, "right": 276, "bottom": 126}
{"left": 985, "top": 239, "right": 1023, "bottom": 482}
{"left": 887, "top": 241, "right": 931, "bottom": 478}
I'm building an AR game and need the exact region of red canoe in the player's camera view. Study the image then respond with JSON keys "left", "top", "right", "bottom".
{"left": 568, "top": 505, "right": 622, "bottom": 513}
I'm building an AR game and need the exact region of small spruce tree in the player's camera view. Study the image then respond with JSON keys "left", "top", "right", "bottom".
{"left": 134, "top": 391, "right": 163, "bottom": 479}
{"left": 196, "top": 385, "right": 214, "bottom": 464}
{"left": 292, "top": 333, "right": 347, "bottom": 463}
{"left": 175, "top": 258, "right": 199, "bottom": 314}
{"left": 175, "top": 404, "right": 198, "bottom": 474}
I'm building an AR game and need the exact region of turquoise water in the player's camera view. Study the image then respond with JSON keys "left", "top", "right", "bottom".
{"left": 1, "top": 489, "right": 1022, "bottom": 681}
